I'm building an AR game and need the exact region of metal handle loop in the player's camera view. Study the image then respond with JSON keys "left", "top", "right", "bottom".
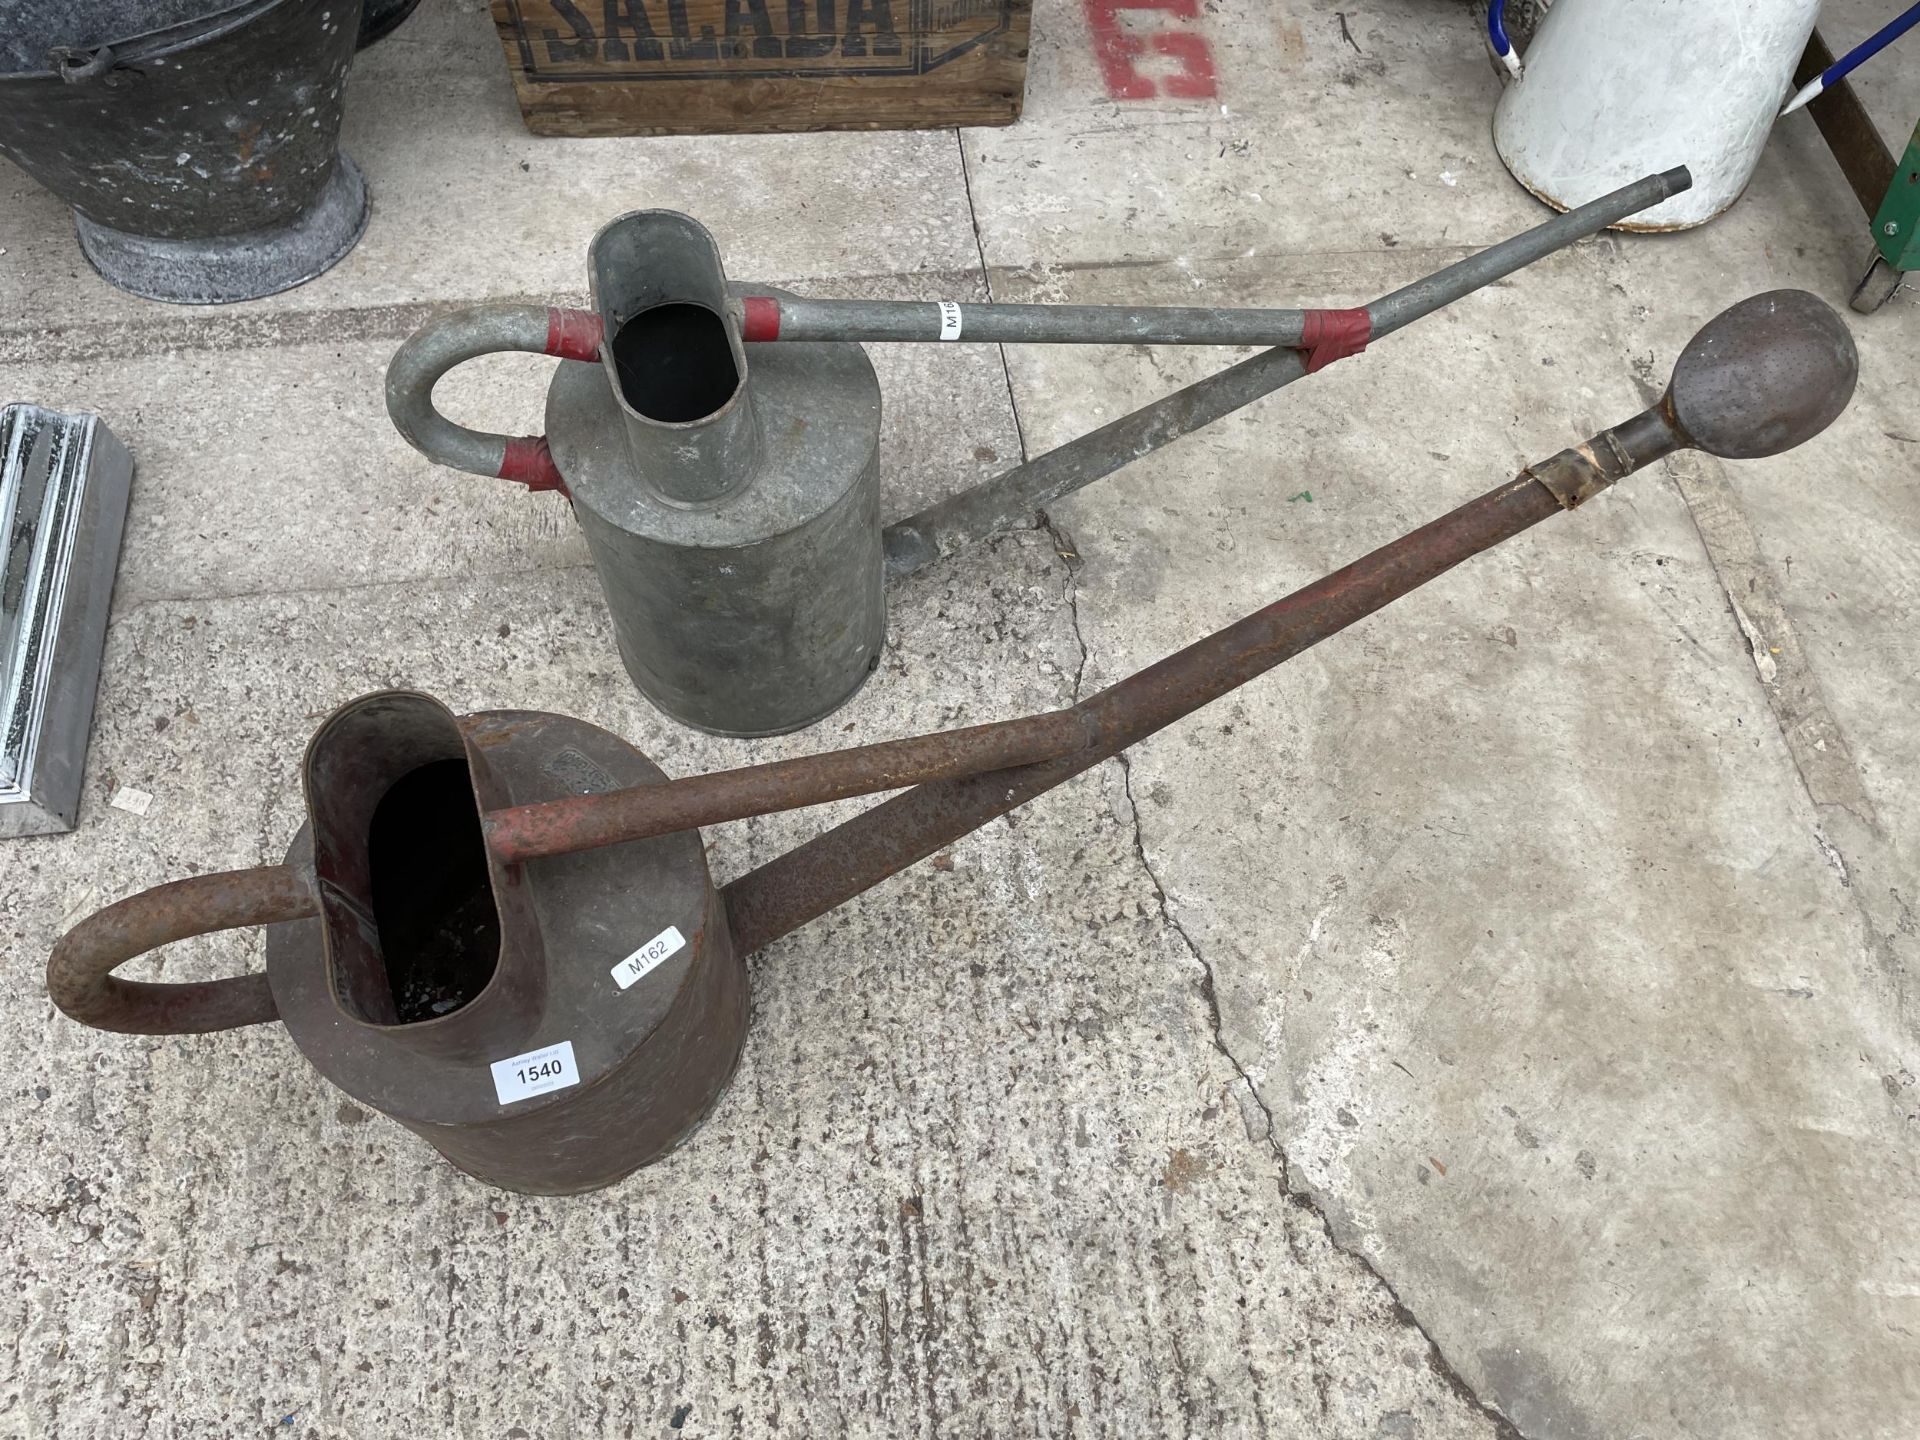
{"left": 47, "top": 866, "right": 319, "bottom": 1036}
{"left": 384, "top": 305, "right": 604, "bottom": 494}
{"left": 50, "top": 45, "right": 118, "bottom": 84}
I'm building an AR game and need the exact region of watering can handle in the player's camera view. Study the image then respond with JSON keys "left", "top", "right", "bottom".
{"left": 47, "top": 866, "right": 318, "bottom": 1035}
{"left": 385, "top": 305, "right": 605, "bottom": 496}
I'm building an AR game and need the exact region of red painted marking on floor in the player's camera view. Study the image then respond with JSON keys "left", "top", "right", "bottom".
{"left": 1084, "top": 0, "right": 1219, "bottom": 101}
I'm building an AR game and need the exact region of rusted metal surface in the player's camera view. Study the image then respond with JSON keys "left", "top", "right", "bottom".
{"left": 1793, "top": 29, "right": 1898, "bottom": 218}
{"left": 265, "top": 697, "right": 746, "bottom": 1195}
{"left": 1660, "top": 289, "right": 1858, "bottom": 459}
{"left": 726, "top": 472, "right": 1567, "bottom": 954}
{"left": 486, "top": 706, "right": 1101, "bottom": 863}
{"left": 1528, "top": 407, "right": 1679, "bottom": 509}
{"left": 731, "top": 290, "right": 1861, "bottom": 947}
{"left": 46, "top": 865, "right": 316, "bottom": 1034}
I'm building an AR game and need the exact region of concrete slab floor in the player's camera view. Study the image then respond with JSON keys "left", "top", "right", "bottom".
{"left": 1, "top": 1, "right": 1914, "bottom": 1437}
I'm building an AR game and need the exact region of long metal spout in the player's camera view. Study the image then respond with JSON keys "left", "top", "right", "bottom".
{"left": 879, "top": 167, "right": 1694, "bottom": 579}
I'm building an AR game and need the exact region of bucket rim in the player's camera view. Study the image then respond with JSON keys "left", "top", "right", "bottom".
{"left": 0, "top": 0, "right": 293, "bottom": 85}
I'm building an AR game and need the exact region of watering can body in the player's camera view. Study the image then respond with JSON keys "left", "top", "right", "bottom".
{"left": 544, "top": 264, "right": 888, "bottom": 739}
{"left": 388, "top": 212, "right": 887, "bottom": 739}
{"left": 550, "top": 337, "right": 887, "bottom": 737}
{"left": 278, "top": 694, "right": 747, "bottom": 1194}
{"left": 1491, "top": 0, "right": 1819, "bottom": 229}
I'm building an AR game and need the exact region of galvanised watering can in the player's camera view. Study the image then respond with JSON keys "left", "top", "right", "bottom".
{"left": 384, "top": 173, "right": 1690, "bottom": 738}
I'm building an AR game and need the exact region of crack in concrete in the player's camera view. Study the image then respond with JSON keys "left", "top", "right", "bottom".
{"left": 985, "top": 169, "right": 1522, "bottom": 1419}
{"left": 1037, "top": 510, "right": 1088, "bottom": 700}
{"left": 1813, "top": 828, "right": 1853, "bottom": 888}
{"left": 1032, "top": 525, "right": 1523, "bottom": 1438}
{"left": 1115, "top": 749, "right": 1523, "bottom": 1439}
{"left": 1116, "top": 751, "right": 1278, "bottom": 1145}
{"left": 957, "top": 132, "right": 1032, "bottom": 471}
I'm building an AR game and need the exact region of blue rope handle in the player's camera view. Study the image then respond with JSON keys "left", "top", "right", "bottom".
{"left": 1488, "top": 1, "right": 1522, "bottom": 77}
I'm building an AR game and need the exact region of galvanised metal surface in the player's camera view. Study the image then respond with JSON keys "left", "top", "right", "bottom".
{"left": 386, "top": 303, "right": 601, "bottom": 490}
{"left": 738, "top": 168, "right": 1682, "bottom": 365}
{"left": 49, "top": 290, "right": 1858, "bottom": 1192}
{"left": 731, "top": 295, "right": 1323, "bottom": 346}
{"left": 0, "top": 0, "right": 371, "bottom": 303}
{"left": 880, "top": 167, "right": 1694, "bottom": 580}
{"left": 389, "top": 176, "right": 1689, "bottom": 737}
{"left": 0, "top": 407, "right": 133, "bottom": 839}
{"left": 549, "top": 299, "right": 886, "bottom": 737}
{"left": 391, "top": 211, "right": 889, "bottom": 738}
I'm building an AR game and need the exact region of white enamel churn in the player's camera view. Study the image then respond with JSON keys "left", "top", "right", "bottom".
{"left": 1491, "top": 0, "right": 1822, "bottom": 230}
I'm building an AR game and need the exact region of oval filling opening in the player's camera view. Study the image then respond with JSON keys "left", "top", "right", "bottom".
{"left": 365, "top": 758, "right": 502, "bottom": 1023}
{"left": 612, "top": 302, "right": 740, "bottom": 424}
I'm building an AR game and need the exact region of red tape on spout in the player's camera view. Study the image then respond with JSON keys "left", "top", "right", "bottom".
{"left": 499, "top": 436, "right": 568, "bottom": 495}
{"left": 544, "top": 307, "right": 604, "bottom": 362}
{"left": 1298, "top": 308, "right": 1371, "bottom": 374}
{"left": 740, "top": 297, "right": 781, "bottom": 341}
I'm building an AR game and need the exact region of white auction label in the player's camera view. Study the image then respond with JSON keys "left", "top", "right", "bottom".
{"left": 610, "top": 925, "right": 687, "bottom": 991}
{"left": 490, "top": 1040, "right": 579, "bottom": 1106}
{"left": 937, "top": 300, "right": 963, "bottom": 341}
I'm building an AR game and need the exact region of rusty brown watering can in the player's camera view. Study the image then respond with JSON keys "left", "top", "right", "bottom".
{"left": 48, "top": 292, "right": 1857, "bottom": 1195}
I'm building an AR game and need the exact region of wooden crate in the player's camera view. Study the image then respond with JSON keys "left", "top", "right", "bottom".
{"left": 490, "top": 0, "right": 1031, "bottom": 137}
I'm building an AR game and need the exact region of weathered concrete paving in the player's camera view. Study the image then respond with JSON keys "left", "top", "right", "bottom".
{"left": 4, "top": 548, "right": 1504, "bottom": 1437}
{"left": 964, "top": 1, "right": 1920, "bottom": 1435}
{"left": 3, "top": 0, "right": 1917, "bottom": 1436}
